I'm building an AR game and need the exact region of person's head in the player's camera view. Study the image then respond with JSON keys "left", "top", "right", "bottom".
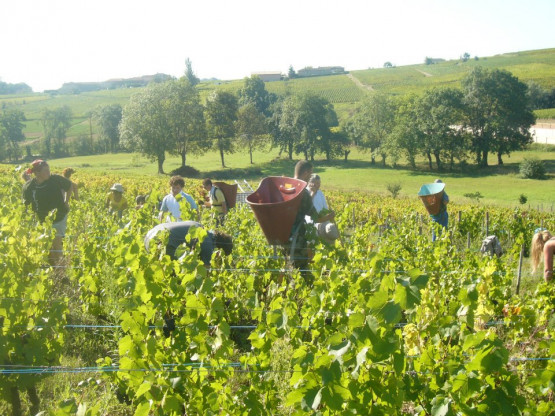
{"left": 434, "top": 179, "right": 443, "bottom": 184}
{"left": 110, "top": 183, "right": 124, "bottom": 201}
{"left": 62, "top": 167, "right": 75, "bottom": 179}
{"left": 531, "top": 229, "right": 552, "bottom": 272}
{"left": 169, "top": 175, "right": 185, "bottom": 196}
{"left": 202, "top": 178, "right": 213, "bottom": 192}
{"left": 135, "top": 194, "right": 146, "bottom": 206}
{"left": 308, "top": 174, "right": 321, "bottom": 193}
{"left": 213, "top": 231, "right": 233, "bottom": 256}
{"left": 294, "top": 160, "right": 313, "bottom": 182}
{"left": 29, "top": 159, "right": 50, "bottom": 183}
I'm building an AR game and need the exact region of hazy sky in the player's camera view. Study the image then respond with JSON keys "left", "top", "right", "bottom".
{"left": 2, "top": 0, "right": 554, "bottom": 92}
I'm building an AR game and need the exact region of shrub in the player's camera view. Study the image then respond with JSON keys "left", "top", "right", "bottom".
{"left": 527, "top": 143, "right": 555, "bottom": 152}
{"left": 202, "top": 166, "right": 263, "bottom": 179}
{"left": 464, "top": 191, "right": 483, "bottom": 202}
{"left": 169, "top": 165, "right": 201, "bottom": 178}
{"left": 386, "top": 183, "right": 402, "bottom": 199}
{"left": 519, "top": 194, "right": 528, "bottom": 205}
{"left": 519, "top": 158, "right": 546, "bottom": 179}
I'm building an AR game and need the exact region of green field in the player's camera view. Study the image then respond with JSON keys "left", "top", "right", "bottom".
{"left": 12, "top": 144, "right": 552, "bottom": 208}
{"left": 2, "top": 47, "right": 554, "bottom": 142}
{"left": 351, "top": 48, "right": 555, "bottom": 95}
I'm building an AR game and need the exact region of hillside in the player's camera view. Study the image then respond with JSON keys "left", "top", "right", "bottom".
{"left": 1, "top": 47, "right": 554, "bottom": 139}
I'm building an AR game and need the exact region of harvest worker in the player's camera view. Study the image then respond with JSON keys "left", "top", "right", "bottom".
{"left": 430, "top": 179, "right": 449, "bottom": 241}
{"left": 291, "top": 160, "right": 320, "bottom": 271}
{"left": 62, "top": 167, "right": 79, "bottom": 201}
{"left": 159, "top": 175, "right": 198, "bottom": 222}
{"left": 144, "top": 221, "right": 233, "bottom": 267}
{"left": 202, "top": 178, "right": 227, "bottom": 226}
{"left": 22, "top": 159, "right": 73, "bottom": 265}
{"left": 307, "top": 174, "right": 338, "bottom": 244}
{"left": 531, "top": 228, "right": 554, "bottom": 282}
{"left": 105, "top": 183, "right": 128, "bottom": 216}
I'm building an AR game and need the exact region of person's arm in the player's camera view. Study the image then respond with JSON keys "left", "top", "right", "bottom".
{"left": 22, "top": 182, "right": 32, "bottom": 205}
{"left": 544, "top": 240, "right": 555, "bottom": 281}
{"left": 314, "top": 211, "right": 335, "bottom": 223}
{"left": 158, "top": 197, "right": 168, "bottom": 221}
{"left": 122, "top": 197, "right": 128, "bottom": 210}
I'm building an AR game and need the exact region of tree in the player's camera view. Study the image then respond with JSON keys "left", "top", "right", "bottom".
{"left": 238, "top": 75, "right": 273, "bottom": 116}
{"left": 352, "top": 93, "right": 396, "bottom": 165}
{"left": 383, "top": 62, "right": 394, "bottom": 68}
{"left": 424, "top": 57, "right": 433, "bottom": 65}
{"left": 206, "top": 90, "right": 238, "bottom": 168}
{"left": 339, "top": 118, "right": 363, "bottom": 162}
{"left": 330, "top": 126, "right": 353, "bottom": 161}
{"left": 168, "top": 78, "right": 208, "bottom": 167}
{"left": 120, "top": 82, "right": 178, "bottom": 174}
{"left": 268, "top": 97, "right": 295, "bottom": 159}
{"left": 461, "top": 52, "right": 471, "bottom": 62}
{"left": 389, "top": 94, "right": 423, "bottom": 169}
{"left": 235, "top": 104, "right": 268, "bottom": 164}
{"left": 278, "top": 94, "right": 335, "bottom": 161}
{"left": 288, "top": 65, "right": 297, "bottom": 79}
{"left": 462, "top": 67, "right": 535, "bottom": 166}
{"left": 416, "top": 88, "right": 467, "bottom": 170}
{"left": 526, "top": 81, "right": 555, "bottom": 110}
{"left": 41, "top": 106, "right": 72, "bottom": 157}
{"left": 184, "top": 58, "right": 200, "bottom": 87}
{"left": 0, "top": 109, "right": 26, "bottom": 161}
{"left": 318, "top": 101, "right": 340, "bottom": 161}
{"left": 0, "top": 81, "right": 32, "bottom": 94}
{"left": 95, "top": 104, "right": 122, "bottom": 152}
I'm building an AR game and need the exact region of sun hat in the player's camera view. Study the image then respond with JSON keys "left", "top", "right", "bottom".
{"left": 27, "top": 159, "right": 47, "bottom": 174}
{"left": 110, "top": 183, "right": 124, "bottom": 193}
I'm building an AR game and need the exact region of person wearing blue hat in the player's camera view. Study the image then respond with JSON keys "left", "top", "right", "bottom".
{"left": 430, "top": 179, "right": 449, "bottom": 241}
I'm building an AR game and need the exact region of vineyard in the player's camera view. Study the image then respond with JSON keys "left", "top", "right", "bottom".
{"left": 1, "top": 168, "right": 554, "bottom": 415}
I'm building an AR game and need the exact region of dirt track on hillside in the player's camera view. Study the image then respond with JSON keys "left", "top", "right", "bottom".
{"left": 346, "top": 73, "right": 374, "bottom": 91}
{"left": 415, "top": 69, "right": 432, "bottom": 77}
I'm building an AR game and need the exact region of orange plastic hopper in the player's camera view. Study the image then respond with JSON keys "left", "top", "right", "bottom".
{"left": 247, "top": 176, "right": 307, "bottom": 245}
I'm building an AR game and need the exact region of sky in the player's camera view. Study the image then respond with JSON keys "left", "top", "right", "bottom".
{"left": 2, "top": 0, "right": 554, "bottom": 92}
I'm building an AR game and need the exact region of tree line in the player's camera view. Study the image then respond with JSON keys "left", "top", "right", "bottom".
{"left": 0, "top": 66, "right": 545, "bottom": 172}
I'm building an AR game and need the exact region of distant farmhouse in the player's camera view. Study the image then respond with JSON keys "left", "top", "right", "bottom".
{"left": 297, "top": 66, "right": 346, "bottom": 77}
{"left": 251, "top": 72, "right": 283, "bottom": 82}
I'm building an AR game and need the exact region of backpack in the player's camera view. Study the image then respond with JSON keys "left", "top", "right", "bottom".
{"left": 213, "top": 182, "right": 237, "bottom": 209}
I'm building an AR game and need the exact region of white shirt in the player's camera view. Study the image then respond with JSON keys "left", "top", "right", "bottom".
{"left": 160, "top": 191, "right": 197, "bottom": 222}
{"left": 312, "top": 190, "right": 328, "bottom": 213}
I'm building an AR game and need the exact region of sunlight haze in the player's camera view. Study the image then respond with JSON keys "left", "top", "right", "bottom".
{"left": 2, "top": 0, "right": 554, "bottom": 92}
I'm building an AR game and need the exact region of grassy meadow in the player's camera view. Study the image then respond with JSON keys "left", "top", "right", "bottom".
{"left": 15, "top": 144, "right": 553, "bottom": 209}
